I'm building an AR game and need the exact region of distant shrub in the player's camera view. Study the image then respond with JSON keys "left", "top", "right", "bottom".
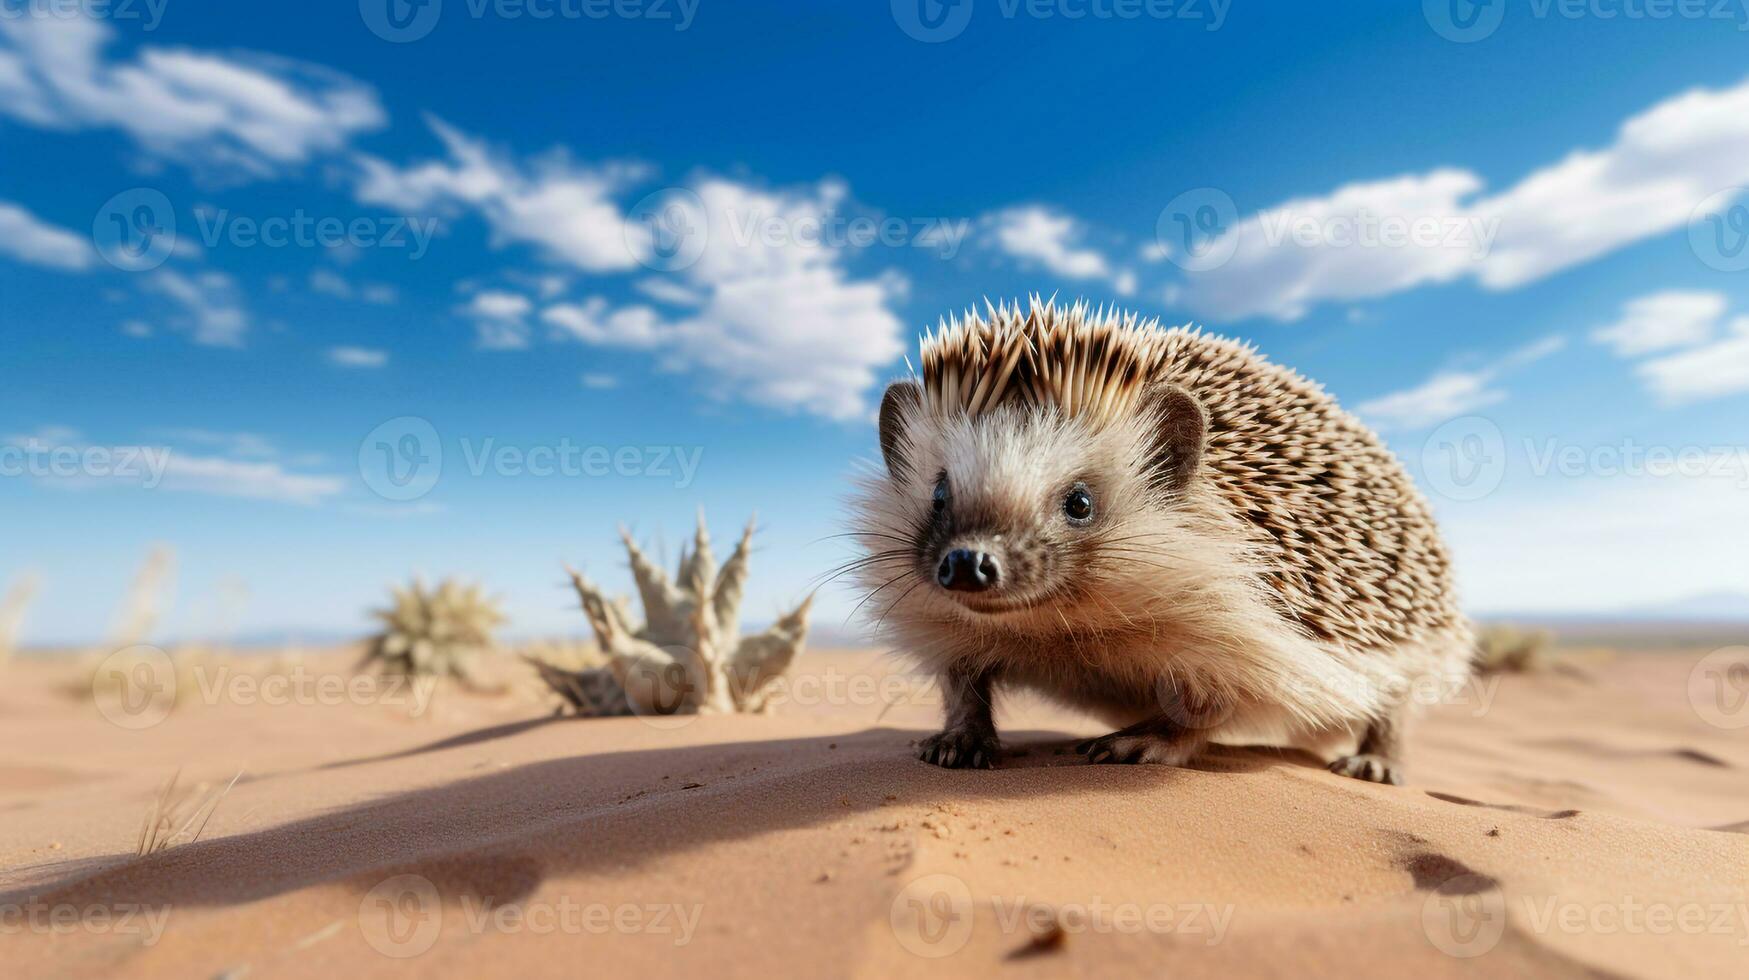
{"left": 1474, "top": 624, "right": 1557, "bottom": 674}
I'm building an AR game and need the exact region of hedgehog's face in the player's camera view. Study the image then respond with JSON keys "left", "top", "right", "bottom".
{"left": 866, "top": 381, "right": 1208, "bottom": 626}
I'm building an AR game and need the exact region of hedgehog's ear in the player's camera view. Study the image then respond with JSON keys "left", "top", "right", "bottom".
{"left": 1141, "top": 383, "right": 1208, "bottom": 493}
{"left": 878, "top": 380, "right": 923, "bottom": 482}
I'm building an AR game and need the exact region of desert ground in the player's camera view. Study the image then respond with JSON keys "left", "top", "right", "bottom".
{"left": 2, "top": 643, "right": 1746, "bottom": 979}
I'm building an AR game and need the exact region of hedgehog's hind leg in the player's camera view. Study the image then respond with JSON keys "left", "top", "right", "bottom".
{"left": 1327, "top": 707, "right": 1406, "bottom": 786}
{"left": 1077, "top": 716, "right": 1207, "bottom": 766}
{"left": 918, "top": 662, "right": 1001, "bottom": 770}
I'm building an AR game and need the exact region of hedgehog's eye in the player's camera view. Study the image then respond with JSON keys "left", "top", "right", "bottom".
{"left": 931, "top": 474, "right": 949, "bottom": 513}
{"left": 1063, "top": 484, "right": 1094, "bottom": 525}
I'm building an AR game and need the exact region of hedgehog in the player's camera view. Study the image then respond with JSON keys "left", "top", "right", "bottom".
{"left": 851, "top": 298, "right": 1472, "bottom": 784}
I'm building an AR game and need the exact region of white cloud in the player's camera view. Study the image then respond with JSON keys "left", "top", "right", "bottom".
{"left": 1355, "top": 372, "right": 1506, "bottom": 431}
{"left": 634, "top": 276, "right": 703, "bottom": 306}
{"left": 143, "top": 268, "right": 249, "bottom": 347}
{"left": 355, "top": 116, "right": 645, "bottom": 272}
{"left": 308, "top": 268, "right": 398, "bottom": 304}
{"left": 581, "top": 372, "right": 619, "bottom": 389}
{"left": 4, "top": 427, "right": 342, "bottom": 506}
{"left": 1178, "top": 76, "right": 1749, "bottom": 321}
{"left": 360, "top": 121, "right": 907, "bottom": 418}
{"left": 155, "top": 429, "right": 278, "bottom": 458}
{"left": 459, "top": 289, "right": 534, "bottom": 349}
{"left": 1447, "top": 453, "right": 1749, "bottom": 615}
{"left": 541, "top": 297, "right": 667, "bottom": 349}
{"left": 548, "top": 178, "right": 906, "bottom": 420}
{"left": 309, "top": 268, "right": 352, "bottom": 298}
{"left": 983, "top": 205, "right": 1133, "bottom": 295}
{"left": 1636, "top": 317, "right": 1749, "bottom": 404}
{"left": 155, "top": 454, "right": 344, "bottom": 505}
{"left": 1356, "top": 336, "right": 1565, "bottom": 430}
{"left": 328, "top": 346, "right": 388, "bottom": 368}
{"left": 0, "top": 16, "right": 383, "bottom": 179}
{"left": 0, "top": 200, "right": 92, "bottom": 270}
{"left": 1179, "top": 170, "right": 1490, "bottom": 321}
{"left": 1590, "top": 290, "right": 1726, "bottom": 357}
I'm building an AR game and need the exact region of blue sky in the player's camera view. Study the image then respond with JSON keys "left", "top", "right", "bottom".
{"left": 4, "top": 1, "right": 1749, "bottom": 646}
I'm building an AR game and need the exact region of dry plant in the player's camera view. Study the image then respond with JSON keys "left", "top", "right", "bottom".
{"left": 0, "top": 572, "right": 40, "bottom": 664}
{"left": 111, "top": 545, "right": 176, "bottom": 649}
{"left": 1474, "top": 623, "right": 1558, "bottom": 674}
{"left": 360, "top": 578, "right": 506, "bottom": 690}
{"left": 534, "top": 514, "right": 811, "bottom": 716}
{"left": 137, "top": 769, "right": 242, "bottom": 857}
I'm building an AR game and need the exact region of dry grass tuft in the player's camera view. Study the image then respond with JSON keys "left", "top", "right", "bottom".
{"left": 137, "top": 769, "right": 242, "bottom": 857}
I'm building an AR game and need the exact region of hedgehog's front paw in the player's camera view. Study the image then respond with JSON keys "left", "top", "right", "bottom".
{"left": 1076, "top": 730, "right": 1199, "bottom": 766}
{"left": 918, "top": 728, "right": 999, "bottom": 769}
{"left": 1327, "top": 753, "right": 1404, "bottom": 785}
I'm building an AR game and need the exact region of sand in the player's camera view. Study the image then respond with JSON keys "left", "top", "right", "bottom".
{"left": 2, "top": 646, "right": 1745, "bottom": 978}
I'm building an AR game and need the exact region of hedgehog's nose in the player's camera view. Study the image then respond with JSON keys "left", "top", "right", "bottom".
{"left": 937, "top": 548, "right": 999, "bottom": 593}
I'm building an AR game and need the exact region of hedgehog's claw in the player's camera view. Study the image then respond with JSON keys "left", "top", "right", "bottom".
{"left": 1077, "top": 730, "right": 1199, "bottom": 766}
{"left": 1327, "top": 753, "right": 1404, "bottom": 785}
{"left": 919, "top": 729, "right": 999, "bottom": 770}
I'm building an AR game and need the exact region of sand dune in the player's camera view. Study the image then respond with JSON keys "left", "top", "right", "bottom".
{"left": 2, "top": 648, "right": 1745, "bottom": 978}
